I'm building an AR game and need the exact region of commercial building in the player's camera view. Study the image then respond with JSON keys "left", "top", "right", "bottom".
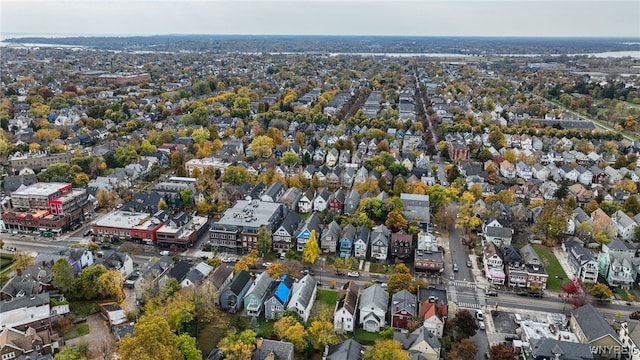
{"left": 209, "top": 200, "right": 285, "bottom": 254}
{"left": 2, "top": 182, "right": 91, "bottom": 232}
{"left": 92, "top": 210, "right": 162, "bottom": 244}
{"left": 8, "top": 151, "right": 72, "bottom": 174}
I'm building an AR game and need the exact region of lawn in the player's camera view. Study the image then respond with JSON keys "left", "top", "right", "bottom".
{"left": 69, "top": 301, "right": 100, "bottom": 317}
{"left": 317, "top": 289, "right": 337, "bottom": 306}
{"left": 257, "top": 319, "right": 275, "bottom": 337}
{"left": 615, "top": 288, "right": 638, "bottom": 302}
{"left": 532, "top": 245, "right": 568, "bottom": 291}
{"left": 63, "top": 324, "right": 90, "bottom": 340}
{"left": 353, "top": 329, "right": 386, "bottom": 343}
{"left": 197, "top": 322, "right": 228, "bottom": 356}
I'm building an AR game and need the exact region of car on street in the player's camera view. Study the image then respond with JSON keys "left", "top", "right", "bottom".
{"left": 478, "top": 321, "right": 485, "bottom": 330}
{"left": 381, "top": 283, "right": 388, "bottom": 289}
{"left": 453, "top": 264, "right": 459, "bottom": 272}
{"left": 517, "top": 291, "right": 529, "bottom": 296}
{"left": 335, "top": 270, "right": 346, "bottom": 276}
{"left": 160, "top": 250, "right": 170, "bottom": 256}
{"left": 630, "top": 311, "right": 640, "bottom": 320}
{"left": 528, "top": 291, "right": 544, "bottom": 298}
{"left": 83, "top": 229, "right": 93, "bottom": 237}
{"left": 262, "top": 262, "right": 272, "bottom": 268}
{"left": 466, "top": 260, "right": 473, "bottom": 268}
{"left": 485, "top": 290, "right": 498, "bottom": 297}
{"left": 301, "top": 269, "right": 315, "bottom": 276}
{"left": 476, "top": 312, "right": 484, "bottom": 321}
{"left": 347, "top": 271, "right": 360, "bottom": 278}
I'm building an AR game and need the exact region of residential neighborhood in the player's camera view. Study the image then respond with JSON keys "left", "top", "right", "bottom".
{"left": 0, "top": 34, "right": 639, "bottom": 360}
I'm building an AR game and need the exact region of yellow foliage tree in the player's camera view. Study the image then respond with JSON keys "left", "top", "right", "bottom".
{"left": 363, "top": 340, "right": 409, "bottom": 360}
{"left": 274, "top": 316, "right": 308, "bottom": 352}
{"left": 302, "top": 230, "right": 320, "bottom": 265}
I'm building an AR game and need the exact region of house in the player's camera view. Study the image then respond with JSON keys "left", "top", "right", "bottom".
{"left": 611, "top": 210, "right": 637, "bottom": 240}
{"left": 400, "top": 193, "right": 430, "bottom": 225}
{"left": 321, "top": 220, "right": 341, "bottom": 254}
{"left": 370, "top": 225, "right": 390, "bottom": 261}
{"left": 328, "top": 189, "right": 345, "bottom": 213}
{"left": 618, "top": 321, "right": 640, "bottom": 360}
{"left": 343, "top": 189, "right": 360, "bottom": 214}
{"left": 391, "top": 289, "right": 417, "bottom": 330}
{"left": 322, "top": 339, "right": 364, "bottom": 360}
{"left": 570, "top": 304, "right": 622, "bottom": 359}
{"left": 516, "top": 161, "right": 533, "bottom": 180}
{"left": 419, "top": 297, "right": 448, "bottom": 338}
{"left": 287, "top": 274, "right": 317, "bottom": 323}
{"left": 391, "top": 230, "right": 413, "bottom": 260}
{"left": 295, "top": 212, "right": 323, "bottom": 252}
{"left": 394, "top": 326, "right": 442, "bottom": 360}
{"left": 326, "top": 148, "right": 339, "bottom": 167}
{"left": 210, "top": 265, "right": 234, "bottom": 305}
{"left": 314, "top": 188, "right": 330, "bottom": 212}
{"left": 334, "top": 281, "right": 359, "bottom": 334}
{"left": 261, "top": 182, "right": 284, "bottom": 202}
{"left": 264, "top": 275, "right": 295, "bottom": 321}
{"left": 278, "top": 187, "right": 302, "bottom": 212}
{"left": 273, "top": 210, "right": 301, "bottom": 254}
{"left": 484, "top": 226, "right": 514, "bottom": 247}
{"left": 353, "top": 226, "right": 370, "bottom": 260}
{"left": 0, "top": 326, "right": 59, "bottom": 359}
{"left": 563, "top": 239, "right": 599, "bottom": 284}
{"left": 597, "top": 251, "right": 636, "bottom": 290}
{"left": 95, "top": 250, "right": 134, "bottom": 277}
{"left": 244, "top": 272, "right": 275, "bottom": 318}
{"left": 219, "top": 270, "right": 252, "bottom": 313}
{"left": 521, "top": 244, "right": 549, "bottom": 290}
{"left": 180, "top": 262, "right": 213, "bottom": 288}
{"left": 500, "top": 160, "right": 516, "bottom": 179}
{"left": 529, "top": 338, "right": 594, "bottom": 360}
{"left": 252, "top": 338, "right": 294, "bottom": 360}
{"left": 339, "top": 224, "right": 356, "bottom": 258}
{"left": 298, "top": 188, "right": 316, "bottom": 213}
{"left": 483, "top": 242, "right": 506, "bottom": 286}
{"left": 358, "top": 284, "right": 389, "bottom": 332}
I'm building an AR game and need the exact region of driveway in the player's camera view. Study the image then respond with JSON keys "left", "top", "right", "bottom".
{"left": 65, "top": 313, "right": 116, "bottom": 359}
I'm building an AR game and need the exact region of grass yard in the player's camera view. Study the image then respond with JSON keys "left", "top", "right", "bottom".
{"left": 69, "top": 301, "right": 100, "bottom": 317}
{"left": 317, "top": 289, "right": 337, "bottom": 306}
{"left": 63, "top": 324, "right": 90, "bottom": 340}
{"left": 197, "top": 322, "right": 228, "bottom": 356}
{"left": 257, "top": 320, "right": 275, "bottom": 338}
{"left": 532, "top": 245, "right": 568, "bottom": 291}
{"left": 353, "top": 329, "right": 385, "bottom": 344}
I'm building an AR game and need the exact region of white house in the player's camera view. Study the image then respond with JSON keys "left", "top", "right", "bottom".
{"left": 287, "top": 275, "right": 317, "bottom": 323}
{"left": 358, "top": 284, "right": 388, "bottom": 332}
{"left": 611, "top": 210, "right": 637, "bottom": 240}
{"left": 333, "top": 281, "right": 359, "bottom": 333}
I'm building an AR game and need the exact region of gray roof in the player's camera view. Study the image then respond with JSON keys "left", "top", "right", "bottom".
{"left": 214, "top": 200, "right": 283, "bottom": 228}
{"left": 289, "top": 274, "right": 317, "bottom": 309}
{"left": 210, "top": 265, "right": 234, "bottom": 289}
{"left": 486, "top": 226, "right": 513, "bottom": 238}
{"left": 359, "top": 284, "right": 389, "bottom": 312}
{"left": 229, "top": 270, "right": 252, "bottom": 296}
{"left": 392, "top": 289, "right": 417, "bottom": 316}
{"left": 394, "top": 326, "right": 441, "bottom": 352}
{"left": 246, "top": 272, "right": 274, "bottom": 300}
{"left": 1, "top": 292, "right": 49, "bottom": 313}
{"left": 571, "top": 304, "right": 620, "bottom": 344}
{"left": 530, "top": 338, "right": 593, "bottom": 360}
{"left": 252, "top": 339, "right": 294, "bottom": 360}
{"left": 325, "top": 339, "right": 364, "bottom": 360}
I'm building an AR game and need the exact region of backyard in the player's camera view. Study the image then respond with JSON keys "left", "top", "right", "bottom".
{"left": 532, "top": 245, "right": 568, "bottom": 291}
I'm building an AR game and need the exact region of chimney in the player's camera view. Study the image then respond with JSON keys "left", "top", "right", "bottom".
{"left": 16, "top": 268, "right": 22, "bottom": 276}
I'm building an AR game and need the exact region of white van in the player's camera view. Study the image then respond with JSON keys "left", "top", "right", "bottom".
{"left": 514, "top": 314, "right": 522, "bottom": 324}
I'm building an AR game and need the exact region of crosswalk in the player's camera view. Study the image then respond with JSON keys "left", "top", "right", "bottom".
{"left": 452, "top": 280, "right": 476, "bottom": 289}
{"left": 457, "top": 301, "right": 481, "bottom": 310}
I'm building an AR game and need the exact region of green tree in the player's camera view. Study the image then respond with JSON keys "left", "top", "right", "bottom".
{"left": 180, "top": 189, "right": 193, "bottom": 207}
{"left": 54, "top": 345, "right": 88, "bottom": 360}
{"left": 223, "top": 166, "right": 250, "bottom": 185}
{"left": 114, "top": 144, "right": 139, "bottom": 167}
{"left": 362, "top": 339, "right": 409, "bottom": 360}
{"left": 249, "top": 135, "right": 275, "bottom": 158}
{"left": 281, "top": 151, "right": 301, "bottom": 166}
{"left": 256, "top": 227, "right": 273, "bottom": 257}
{"left": 51, "top": 258, "right": 74, "bottom": 293}
{"left": 393, "top": 177, "right": 406, "bottom": 195}
{"left": 600, "top": 200, "right": 623, "bottom": 216}
{"left": 176, "top": 333, "right": 202, "bottom": 360}
{"left": 532, "top": 200, "right": 571, "bottom": 238}
{"left": 191, "top": 128, "right": 210, "bottom": 144}
{"left": 302, "top": 230, "right": 320, "bottom": 265}
{"left": 624, "top": 196, "right": 640, "bottom": 216}
{"left": 117, "top": 314, "right": 182, "bottom": 360}
{"left": 70, "top": 265, "right": 107, "bottom": 301}
{"left": 218, "top": 329, "right": 257, "bottom": 360}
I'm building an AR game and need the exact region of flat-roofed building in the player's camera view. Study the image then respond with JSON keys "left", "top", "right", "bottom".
{"left": 209, "top": 199, "right": 284, "bottom": 254}
{"left": 92, "top": 210, "right": 163, "bottom": 244}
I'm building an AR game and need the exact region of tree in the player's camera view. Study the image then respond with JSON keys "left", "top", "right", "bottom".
{"left": 393, "top": 177, "right": 406, "bottom": 195}
{"left": 488, "top": 128, "right": 506, "bottom": 149}
{"left": 249, "top": 135, "right": 274, "bottom": 158}
{"left": 449, "top": 338, "right": 478, "bottom": 360}
{"left": 266, "top": 263, "right": 282, "bottom": 279}
{"left": 223, "top": 166, "right": 250, "bottom": 185}
{"left": 489, "top": 343, "right": 517, "bottom": 360}
{"left": 281, "top": 151, "right": 301, "bottom": 166}
{"left": 303, "top": 230, "right": 320, "bottom": 265}
{"left": 600, "top": 200, "right": 622, "bottom": 216}
{"left": 51, "top": 258, "right": 74, "bottom": 293}
{"left": 73, "top": 173, "right": 90, "bottom": 187}
{"left": 13, "top": 252, "right": 35, "bottom": 270}
{"left": 234, "top": 256, "right": 256, "bottom": 273}
{"left": 589, "top": 283, "right": 613, "bottom": 299}
{"left": 117, "top": 314, "right": 182, "bottom": 360}
{"left": 274, "top": 316, "right": 307, "bottom": 352}
{"left": 532, "top": 200, "right": 571, "bottom": 238}
{"left": 256, "top": 227, "right": 273, "bottom": 257}
{"left": 308, "top": 320, "right": 339, "bottom": 350}
{"left": 624, "top": 196, "right": 640, "bottom": 216}
{"left": 362, "top": 339, "right": 409, "bottom": 360}
{"left": 218, "top": 329, "right": 257, "bottom": 360}
{"left": 385, "top": 209, "right": 407, "bottom": 231}
{"left": 96, "top": 269, "right": 125, "bottom": 302}
{"left": 54, "top": 345, "right": 88, "bottom": 360}
{"left": 191, "top": 128, "right": 210, "bottom": 144}
{"left": 451, "top": 310, "right": 478, "bottom": 340}
{"left": 70, "top": 265, "right": 107, "bottom": 301}
{"left": 388, "top": 263, "right": 413, "bottom": 295}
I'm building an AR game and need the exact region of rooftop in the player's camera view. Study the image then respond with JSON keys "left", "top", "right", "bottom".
{"left": 12, "top": 182, "right": 70, "bottom": 197}
{"left": 93, "top": 210, "right": 155, "bottom": 229}
{"left": 214, "top": 200, "right": 282, "bottom": 229}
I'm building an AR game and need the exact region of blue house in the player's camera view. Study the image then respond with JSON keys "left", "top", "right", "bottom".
{"left": 264, "top": 275, "right": 295, "bottom": 320}
{"left": 295, "top": 212, "right": 323, "bottom": 252}
{"left": 339, "top": 224, "right": 356, "bottom": 258}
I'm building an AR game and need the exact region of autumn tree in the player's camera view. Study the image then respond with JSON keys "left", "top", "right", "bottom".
{"left": 488, "top": 128, "right": 506, "bottom": 149}
{"left": 218, "top": 329, "right": 257, "bottom": 360}
{"left": 388, "top": 263, "right": 413, "bottom": 295}
{"left": 117, "top": 314, "right": 182, "bottom": 360}
{"left": 385, "top": 209, "right": 407, "bottom": 231}
{"left": 266, "top": 263, "right": 282, "bottom": 279}
{"left": 449, "top": 338, "right": 478, "bottom": 360}
{"left": 13, "top": 252, "right": 35, "bottom": 270}
{"left": 96, "top": 269, "right": 125, "bottom": 302}
{"left": 274, "top": 316, "right": 308, "bottom": 352}
{"left": 249, "top": 135, "right": 274, "bottom": 158}
{"left": 532, "top": 199, "right": 571, "bottom": 239}
{"left": 450, "top": 310, "right": 479, "bottom": 340}
{"left": 308, "top": 320, "right": 339, "bottom": 350}
{"left": 256, "top": 227, "right": 273, "bottom": 257}
{"left": 51, "top": 258, "right": 74, "bottom": 293}
{"left": 489, "top": 343, "right": 516, "bottom": 360}
{"left": 363, "top": 339, "right": 409, "bottom": 360}
{"left": 589, "top": 283, "right": 613, "bottom": 300}
{"left": 303, "top": 230, "right": 320, "bottom": 264}
{"left": 281, "top": 151, "right": 301, "bottom": 166}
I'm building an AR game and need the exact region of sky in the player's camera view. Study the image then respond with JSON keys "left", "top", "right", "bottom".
{"left": 1, "top": 0, "right": 639, "bottom": 38}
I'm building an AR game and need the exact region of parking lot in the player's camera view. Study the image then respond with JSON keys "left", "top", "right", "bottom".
{"left": 490, "top": 310, "right": 519, "bottom": 334}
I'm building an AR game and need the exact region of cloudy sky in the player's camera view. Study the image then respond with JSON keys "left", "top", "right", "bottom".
{"left": 1, "top": 0, "right": 639, "bottom": 38}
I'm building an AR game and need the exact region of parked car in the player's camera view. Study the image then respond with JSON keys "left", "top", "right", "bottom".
{"left": 476, "top": 312, "right": 484, "bottom": 321}
{"left": 453, "top": 264, "right": 459, "bottom": 272}
{"left": 528, "top": 291, "right": 544, "bottom": 298}
{"left": 630, "top": 311, "right": 640, "bottom": 320}
{"left": 486, "top": 290, "right": 498, "bottom": 297}
{"left": 347, "top": 271, "right": 360, "bottom": 278}
{"left": 479, "top": 321, "right": 485, "bottom": 330}
{"left": 83, "top": 229, "right": 93, "bottom": 237}
{"left": 335, "top": 270, "right": 346, "bottom": 276}
{"left": 517, "top": 291, "right": 529, "bottom": 296}
{"left": 301, "top": 269, "right": 315, "bottom": 276}
{"left": 160, "top": 250, "right": 170, "bottom": 256}
{"left": 466, "top": 260, "right": 473, "bottom": 268}
{"left": 262, "top": 262, "right": 272, "bottom": 268}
